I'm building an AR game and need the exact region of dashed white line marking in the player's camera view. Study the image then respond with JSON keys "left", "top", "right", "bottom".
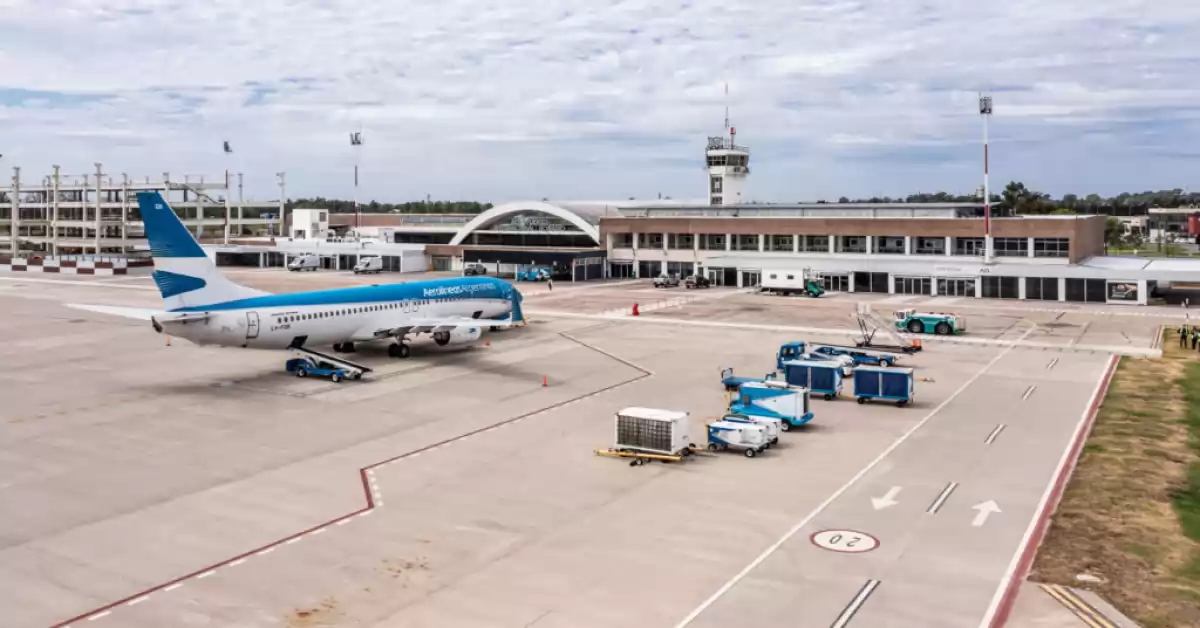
{"left": 309, "top": 528, "right": 326, "bottom": 536}
{"left": 196, "top": 570, "right": 215, "bottom": 579}
{"left": 927, "top": 482, "right": 959, "bottom": 514}
{"left": 255, "top": 547, "right": 275, "bottom": 556}
{"left": 357, "top": 510, "right": 373, "bottom": 518}
{"left": 126, "top": 596, "right": 149, "bottom": 606}
{"left": 87, "top": 611, "right": 112, "bottom": 621}
{"left": 1047, "top": 357, "right": 1059, "bottom": 370}
{"left": 229, "top": 559, "right": 246, "bottom": 567}
{"left": 831, "top": 579, "right": 881, "bottom": 628}
{"left": 985, "top": 424, "right": 1006, "bottom": 445}
{"left": 164, "top": 583, "right": 184, "bottom": 592}
{"left": 336, "top": 518, "right": 352, "bottom": 526}
{"left": 284, "top": 537, "right": 301, "bottom": 545}
{"left": 1022, "top": 385, "right": 1037, "bottom": 401}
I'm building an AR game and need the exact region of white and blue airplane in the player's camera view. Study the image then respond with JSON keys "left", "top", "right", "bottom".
{"left": 70, "top": 192, "right": 524, "bottom": 364}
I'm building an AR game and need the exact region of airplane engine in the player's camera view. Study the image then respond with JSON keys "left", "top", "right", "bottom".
{"left": 433, "top": 327, "right": 482, "bottom": 346}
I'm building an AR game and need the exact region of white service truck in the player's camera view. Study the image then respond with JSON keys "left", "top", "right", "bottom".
{"left": 353, "top": 256, "right": 383, "bottom": 274}
{"left": 287, "top": 253, "right": 320, "bottom": 272}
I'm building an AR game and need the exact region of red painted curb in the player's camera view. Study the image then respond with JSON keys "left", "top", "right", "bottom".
{"left": 48, "top": 365, "right": 651, "bottom": 627}
{"left": 987, "top": 354, "right": 1119, "bottom": 628}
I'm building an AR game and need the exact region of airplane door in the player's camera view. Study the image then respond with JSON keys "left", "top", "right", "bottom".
{"left": 246, "top": 311, "right": 260, "bottom": 339}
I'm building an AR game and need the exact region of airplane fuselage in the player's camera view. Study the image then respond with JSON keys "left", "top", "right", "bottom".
{"left": 162, "top": 277, "right": 515, "bottom": 350}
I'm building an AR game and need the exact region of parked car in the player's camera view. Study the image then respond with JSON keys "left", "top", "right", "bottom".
{"left": 463, "top": 263, "right": 488, "bottom": 276}
{"left": 654, "top": 274, "right": 680, "bottom": 288}
{"left": 684, "top": 275, "right": 712, "bottom": 289}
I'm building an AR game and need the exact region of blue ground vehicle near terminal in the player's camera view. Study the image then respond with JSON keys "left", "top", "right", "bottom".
{"left": 852, "top": 365, "right": 915, "bottom": 406}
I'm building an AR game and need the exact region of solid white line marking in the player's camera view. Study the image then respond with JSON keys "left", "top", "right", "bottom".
{"left": 127, "top": 596, "right": 149, "bottom": 606}
{"left": 164, "top": 583, "right": 184, "bottom": 592}
{"left": 927, "top": 482, "right": 959, "bottom": 514}
{"left": 985, "top": 424, "right": 1006, "bottom": 445}
{"left": 196, "top": 570, "right": 215, "bottom": 579}
{"left": 831, "top": 580, "right": 881, "bottom": 628}
{"left": 255, "top": 547, "right": 275, "bottom": 556}
{"left": 87, "top": 611, "right": 112, "bottom": 621}
{"left": 229, "top": 559, "right": 246, "bottom": 567}
{"left": 976, "top": 355, "right": 1117, "bottom": 628}
{"left": 1022, "top": 385, "right": 1037, "bottom": 401}
{"left": 672, "top": 326, "right": 1034, "bottom": 628}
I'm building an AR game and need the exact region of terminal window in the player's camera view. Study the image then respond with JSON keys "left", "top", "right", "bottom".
{"left": 1034, "top": 238, "right": 1069, "bottom": 258}
{"left": 915, "top": 237, "right": 946, "bottom": 255}
{"left": 804, "top": 235, "right": 830, "bottom": 253}
{"left": 735, "top": 235, "right": 759, "bottom": 251}
{"left": 613, "top": 233, "right": 634, "bottom": 248}
{"left": 994, "top": 237, "right": 1029, "bottom": 257}
{"left": 954, "top": 237, "right": 985, "bottom": 256}
{"left": 770, "top": 235, "right": 794, "bottom": 252}
{"left": 839, "top": 236, "right": 867, "bottom": 254}
{"left": 1025, "top": 277, "right": 1059, "bottom": 300}
{"left": 874, "top": 236, "right": 905, "bottom": 254}
{"left": 667, "top": 234, "right": 694, "bottom": 249}
{"left": 699, "top": 234, "right": 726, "bottom": 250}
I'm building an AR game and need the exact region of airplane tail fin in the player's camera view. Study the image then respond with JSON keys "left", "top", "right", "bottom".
{"left": 137, "top": 191, "right": 269, "bottom": 311}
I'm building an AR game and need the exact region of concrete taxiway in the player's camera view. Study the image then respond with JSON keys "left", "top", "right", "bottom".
{"left": 0, "top": 274, "right": 1145, "bottom": 627}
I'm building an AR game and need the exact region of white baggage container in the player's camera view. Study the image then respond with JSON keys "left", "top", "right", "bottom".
{"left": 614, "top": 407, "right": 691, "bottom": 456}
{"left": 706, "top": 420, "right": 769, "bottom": 457}
{"left": 722, "top": 413, "right": 782, "bottom": 445}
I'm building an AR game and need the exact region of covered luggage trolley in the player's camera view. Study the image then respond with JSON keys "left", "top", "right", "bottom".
{"left": 782, "top": 359, "right": 843, "bottom": 400}
{"left": 596, "top": 407, "right": 698, "bottom": 466}
{"left": 853, "top": 366, "right": 915, "bottom": 407}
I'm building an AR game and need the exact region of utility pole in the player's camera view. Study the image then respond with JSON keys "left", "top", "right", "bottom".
{"left": 980, "top": 93, "right": 993, "bottom": 264}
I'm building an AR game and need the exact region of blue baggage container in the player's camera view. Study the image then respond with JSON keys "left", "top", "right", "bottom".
{"left": 853, "top": 365, "right": 914, "bottom": 406}
{"left": 782, "top": 359, "right": 842, "bottom": 400}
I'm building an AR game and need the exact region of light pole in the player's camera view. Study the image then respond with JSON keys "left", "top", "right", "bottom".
{"left": 980, "top": 94, "right": 993, "bottom": 263}
{"left": 350, "top": 129, "right": 363, "bottom": 230}
{"left": 222, "top": 140, "right": 233, "bottom": 245}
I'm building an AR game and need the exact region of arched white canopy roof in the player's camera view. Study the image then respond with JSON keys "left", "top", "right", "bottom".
{"left": 449, "top": 201, "right": 602, "bottom": 246}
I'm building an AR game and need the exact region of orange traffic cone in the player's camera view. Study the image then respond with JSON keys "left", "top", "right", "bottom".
{"left": 632, "top": 303, "right": 640, "bottom": 316}
{"left": 484, "top": 337, "right": 490, "bottom": 346}
{"left": 166, "top": 334, "right": 171, "bottom": 347}
{"left": 543, "top": 375, "right": 548, "bottom": 387}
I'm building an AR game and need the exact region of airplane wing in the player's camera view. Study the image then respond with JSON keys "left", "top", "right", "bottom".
{"left": 67, "top": 304, "right": 211, "bottom": 327}
{"left": 356, "top": 312, "right": 519, "bottom": 340}
{"left": 66, "top": 303, "right": 162, "bottom": 321}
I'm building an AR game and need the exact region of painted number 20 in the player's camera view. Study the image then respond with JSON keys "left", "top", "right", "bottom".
{"left": 811, "top": 529, "right": 880, "bottom": 553}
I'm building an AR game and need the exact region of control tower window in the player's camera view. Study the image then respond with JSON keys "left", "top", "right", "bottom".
{"left": 710, "top": 176, "right": 723, "bottom": 194}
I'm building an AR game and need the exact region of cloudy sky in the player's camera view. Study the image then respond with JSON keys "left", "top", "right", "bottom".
{"left": 1, "top": 0, "right": 1198, "bottom": 203}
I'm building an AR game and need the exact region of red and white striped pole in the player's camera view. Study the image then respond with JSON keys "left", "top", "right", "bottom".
{"left": 980, "top": 94, "right": 993, "bottom": 263}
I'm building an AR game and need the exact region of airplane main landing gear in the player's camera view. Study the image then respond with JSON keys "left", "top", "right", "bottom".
{"left": 333, "top": 342, "right": 357, "bottom": 353}
{"left": 388, "top": 343, "right": 411, "bottom": 358}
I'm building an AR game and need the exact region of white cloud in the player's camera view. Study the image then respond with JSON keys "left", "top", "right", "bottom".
{"left": 1, "top": 0, "right": 1199, "bottom": 202}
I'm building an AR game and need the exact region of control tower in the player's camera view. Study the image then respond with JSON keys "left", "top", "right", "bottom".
{"left": 705, "top": 125, "right": 750, "bottom": 205}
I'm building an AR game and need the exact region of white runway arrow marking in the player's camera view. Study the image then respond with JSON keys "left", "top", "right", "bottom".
{"left": 971, "top": 500, "right": 1002, "bottom": 527}
{"left": 871, "top": 486, "right": 902, "bottom": 510}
